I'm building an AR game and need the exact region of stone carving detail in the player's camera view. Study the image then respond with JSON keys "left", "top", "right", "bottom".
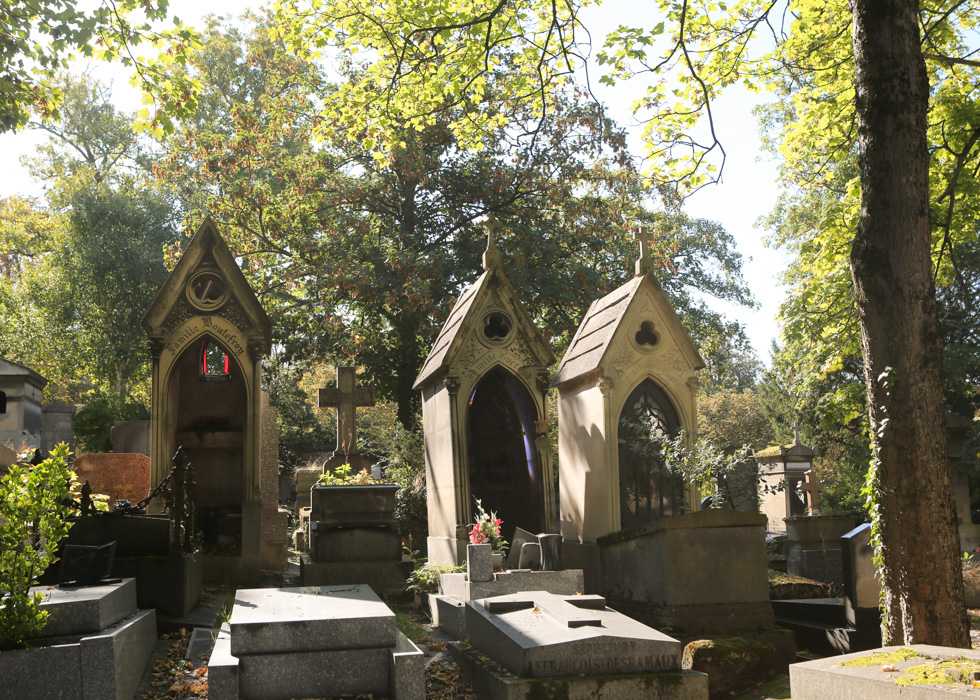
{"left": 597, "top": 378, "right": 614, "bottom": 396}
{"left": 611, "top": 347, "right": 634, "bottom": 375}
{"left": 219, "top": 297, "right": 251, "bottom": 332}
{"left": 247, "top": 338, "right": 265, "bottom": 360}
{"left": 163, "top": 298, "right": 195, "bottom": 334}
{"left": 536, "top": 370, "right": 551, "bottom": 393}
{"left": 445, "top": 375, "right": 461, "bottom": 396}
{"left": 197, "top": 249, "right": 219, "bottom": 269}
{"left": 665, "top": 343, "right": 688, "bottom": 374}
{"left": 147, "top": 337, "right": 165, "bottom": 359}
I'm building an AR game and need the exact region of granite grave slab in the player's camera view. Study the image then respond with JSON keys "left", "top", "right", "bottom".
{"left": 465, "top": 591, "right": 682, "bottom": 678}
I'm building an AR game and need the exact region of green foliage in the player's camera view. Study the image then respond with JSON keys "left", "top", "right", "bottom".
{"left": 0, "top": 0, "right": 200, "bottom": 133}
{"left": 405, "top": 561, "right": 466, "bottom": 595}
{"left": 153, "top": 15, "right": 758, "bottom": 426}
{"left": 697, "top": 391, "right": 774, "bottom": 451}
{"left": 0, "top": 444, "right": 73, "bottom": 650}
{"left": 316, "top": 463, "right": 388, "bottom": 486}
{"left": 362, "top": 420, "right": 428, "bottom": 556}
{"left": 73, "top": 393, "right": 149, "bottom": 455}
{"left": 264, "top": 360, "right": 334, "bottom": 475}
{"left": 0, "top": 74, "right": 179, "bottom": 404}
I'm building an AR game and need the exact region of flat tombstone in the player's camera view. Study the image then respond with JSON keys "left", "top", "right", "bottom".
{"left": 229, "top": 584, "right": 396, "bottom": 656}
{"left": 466, "top": 590, "right": 682, "bottom": 678}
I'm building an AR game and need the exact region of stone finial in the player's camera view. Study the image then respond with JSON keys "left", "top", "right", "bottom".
{"left": 483, "top": 216, "right": 502, "bottom": 271}
{"left": 793, "top": 422, "right": 801, "bottom": 445}
{"left": 634, "top": 225, "right": 654, "bottom": 276}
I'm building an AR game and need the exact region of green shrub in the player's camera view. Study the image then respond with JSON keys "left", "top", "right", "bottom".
{"left": 406, "top": 561, "right": 466, "bottom": 594}
{"left": 0, "top": 444, "right": 74, "bottom": 650}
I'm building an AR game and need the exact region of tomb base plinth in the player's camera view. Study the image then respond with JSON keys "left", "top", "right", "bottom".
{"left": 607, "top": 599, "right": 776, "bottom": 635}
{"left": 113, "top": 552, "right": 203, "bottom": 617}
{"left": 432, "top": 569, "right": 586, "bottom": 639}
{"left": 0, "top": 578, "right": 156, "bottom": 700}
{"left": 299, "top": 554, "right": 413, "bottom": 598}
{"left": 451, "top": 643, "right": 709, "bottom": 700}
{"left": 208, "top": 584, "right": 423, "bottom": 700}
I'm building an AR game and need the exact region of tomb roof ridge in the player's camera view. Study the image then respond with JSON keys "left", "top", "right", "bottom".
{"left": 141, "top": 215, "right": 272, "bottom": 353}
{"left": 414, "top": 263, "right": 555, "bottom": 389}
{"left": 551, "top": 272, "right": 704, "bottom": 388}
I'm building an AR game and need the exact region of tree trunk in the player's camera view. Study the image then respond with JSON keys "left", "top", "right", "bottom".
{"left": 849, "top": 0, "right": 969, "bottom": 646}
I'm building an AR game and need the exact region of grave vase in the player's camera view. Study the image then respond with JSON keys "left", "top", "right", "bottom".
{"left": 539, "top": 534, "right": 563, "bottom": 571}
{"left": 492, "top": 552, "right": 504, "bottom": 571}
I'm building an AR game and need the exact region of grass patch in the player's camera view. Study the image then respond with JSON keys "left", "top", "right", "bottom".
{"left": 395, "top": 609, "right": 432, "bottom": 645}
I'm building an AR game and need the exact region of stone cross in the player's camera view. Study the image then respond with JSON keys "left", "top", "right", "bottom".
{"left": 634, "top": 225, "right": 654, "bottom": 276}
{"left": 318, "top": 367, "right": 375, "bottom": 462}
{"left": 485, "top": 592, "right": 606, "bottom": 628}
{"left": 799, "top": 469, "right": 824, "bottom": 516}
{"left": 482, "top": 215, "right": 502, "bottom": 271}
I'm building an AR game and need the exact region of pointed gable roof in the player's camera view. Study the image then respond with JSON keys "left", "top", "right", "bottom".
{"left": 414, "top": 265, "right": 556, "bottom": 390}
{"left": 142, "top": 216, "right": 272, "bottom": 352}
{"left": 550, "top": 272, "right": 705, "bottom": 388}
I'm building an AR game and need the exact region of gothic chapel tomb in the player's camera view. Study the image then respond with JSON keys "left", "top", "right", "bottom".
{"left": 142, "top": 216, "right": 285, "bottom": 584}
{"left": 551, "top": 228, "right": 705, "bottom": 553}
{"left": 415, "top": 226, "right": 557, "bottom": 565}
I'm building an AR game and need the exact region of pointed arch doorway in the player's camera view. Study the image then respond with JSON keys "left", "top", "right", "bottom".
{"left": 466, "top": 367, "right": 544, "bottom": 543}
{"left": 618, "top": 378, "right": 682, "bottom": 529}
{"left": 167, "top": 338, "right": 247, "bottom": 556}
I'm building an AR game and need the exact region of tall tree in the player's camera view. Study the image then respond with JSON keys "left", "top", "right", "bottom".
{"left": 849, "top": 0, "right": 968, "bottom": 645}
{"left": 155, "top": 16, "right": 756, "bottom": 427}
{"left": 0, "top": 73, "right": 178, "bottom": 402}
{"left": 0, "top": 0, "right": 199, "bottom": 132}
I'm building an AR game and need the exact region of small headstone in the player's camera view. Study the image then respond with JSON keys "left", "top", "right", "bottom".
{"left": 841, "top": 522, "right": 880, "bottom": 628}
{"left": 58, "top": 542, "right": 117, "bottom": 585}
{"left": 506, "top": 526, "right": 537, "bottom": 569}
{"left": 518, "top": 542, "right": 541, "bottom": 570}
{"left": 467, "top": 543, "right": 493, "bottom": 583}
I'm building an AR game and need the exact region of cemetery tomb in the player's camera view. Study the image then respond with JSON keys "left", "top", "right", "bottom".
{"left": 756, "top": 429, "right": 816, "bottom": 532}
{"left": 0, "top": 578, "right": 156, "bottom": 700}
{"left": 0, "top": 356, "right": 46, "bottom": 452}
{"left": 41, "top": 400, "right": 75, "bottom": 456}
{"left": 208, "top": 584, "right": 424, "bottom": 700}
{"left": 455, "top": 590, "right": 708, "bottom": 699}
{"left": 430, "top": 540, "right": 587, "bottom": 639}
{"left": 551, "top": 228, "right": 704, "bottom": 547}
{"left": 295, "top": 366, "right": 377, "bottom": 509}
{"left": 415, "top": 223, "right": 557, "bottom": 565}
{"left": 771, "top": 522, "right": 882, "bottom": 656}
{"left": 142, "top": 216, "right": 275, "bottom": 583}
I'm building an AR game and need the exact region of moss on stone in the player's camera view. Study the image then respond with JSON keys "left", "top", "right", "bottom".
{"left": 895, "top": 659, "right": 980, "bottom": 687}
{"left": 839, "top": 648, "right": 921, "bottom": 666}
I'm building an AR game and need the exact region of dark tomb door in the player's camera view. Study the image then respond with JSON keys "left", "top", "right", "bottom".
{"left": 618, "top": 378, "right": 681, "bottom": 529}
{"left": 466, "top": 367, "right": 543, "bottom": 542}
{"left": 168, "top": 338, "right": 246, "bottom": 556}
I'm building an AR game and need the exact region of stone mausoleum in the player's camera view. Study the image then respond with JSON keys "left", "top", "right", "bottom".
{"left": 415, "top": 227, "right": 557, "bottom": 565}
{"left": 142, "top": 216, "right": 283, "bottom": 583}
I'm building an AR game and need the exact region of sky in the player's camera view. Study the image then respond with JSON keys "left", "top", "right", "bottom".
{"left": 0, "top": 0, "right": 790, "bottom": 364}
